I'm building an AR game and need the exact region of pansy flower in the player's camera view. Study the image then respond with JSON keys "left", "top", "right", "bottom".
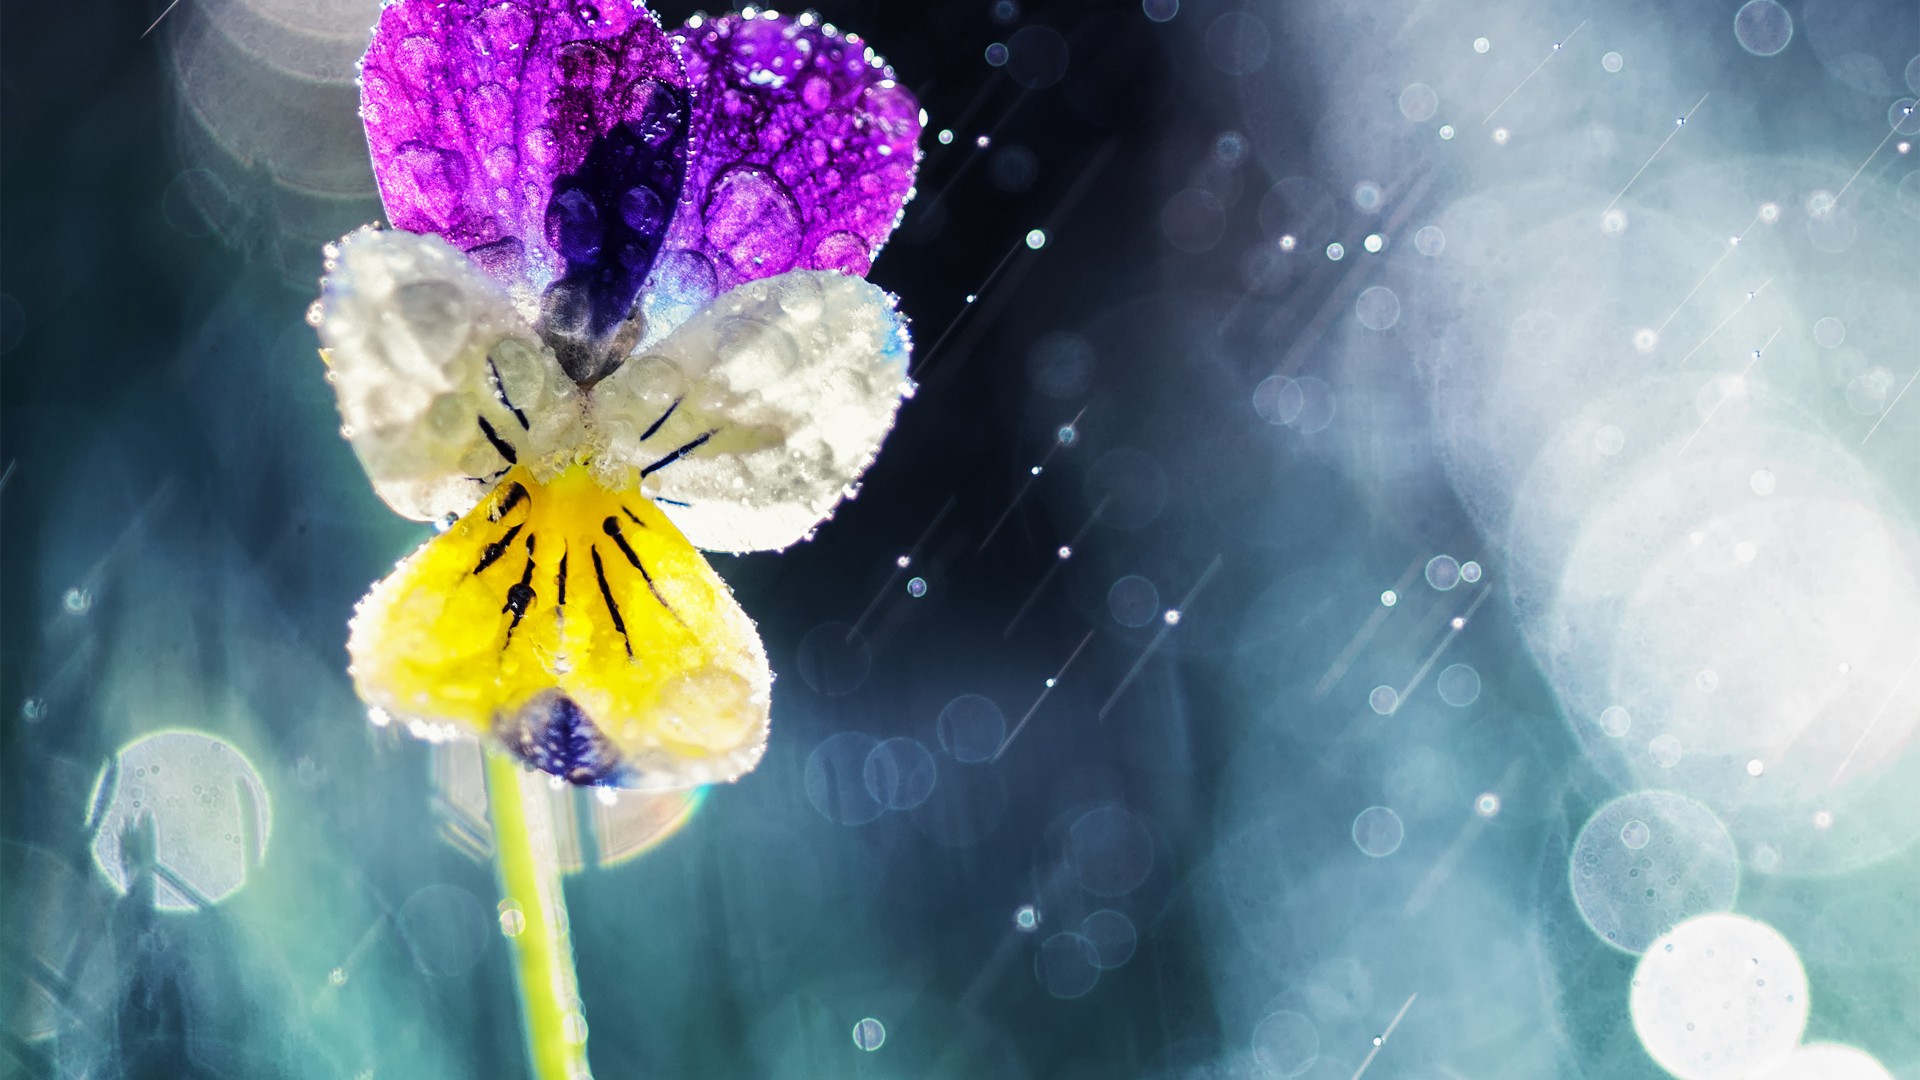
{"left": 312, "top": 0, "right": 921, "bottom": 791}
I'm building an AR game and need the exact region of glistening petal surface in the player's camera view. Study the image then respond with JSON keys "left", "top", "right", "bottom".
{"left": 636, "top": 12, "right": 922, "bottom": 346}
{"left": 590, "top": 269, "right": 912, "bottom": 553}
{"left": 315, "top": 228, "right": 586, "bottom": 521}
{"left": 359, "top": 0, "right": 689, "bottom": 358}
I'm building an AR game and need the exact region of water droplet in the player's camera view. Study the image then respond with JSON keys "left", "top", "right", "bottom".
{"left": 1025, "top": 228, "right": 1048, "bottom": 250}
{"left": 703, "top": 166, "right": 801, "bottom": 278}
{"left": 1163, "top": 609, "right": 1182, "bottom": 625}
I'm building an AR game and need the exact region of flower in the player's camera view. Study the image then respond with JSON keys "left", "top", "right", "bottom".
{"left": 310, "top": 1, "right": 921, "bottom": 790}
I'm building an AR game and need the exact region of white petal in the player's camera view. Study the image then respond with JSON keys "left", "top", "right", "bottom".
{"left": 314, "top": 228, "right": 588, "bottom": 520}
{"left": 589, "top": 270, "right": 913, "bottom": 552}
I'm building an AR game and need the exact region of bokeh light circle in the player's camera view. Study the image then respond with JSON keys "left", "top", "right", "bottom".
{"left": 937, "top": 695, "right": 1006, "bottom": 764}
{"left": 1068, "top": 806, "right": 1155, "bottom": 896}
{"left": 1037, "top": 932, "right": 1102, "bottom": 998}
{"left": 1734, "top": 0, "right": 1794, "bottom": 57}
{"left": 863, "top": 737, "right": 938, "bottom": 811}
{"left": 1250, "top": 1010, "right": 1319, "bottom": 1077}
{"left": 1081, "top": 909, "right": 1138, "bottom": 969}
{"left": 399, "top": 884, "right": 489, "bottom": 977}
{"left": 1756, "top": 1043, "right": 1894, "bottom": 1080}
{"left": 1570, "top": 791, "right": 1739, "bottom": 953}
{"left": 1629, "top": 914, "right": 1808, "bottom": 1080}
{"left": 804, "top": 732, "right": 885, "bottom": 825}
{"left": 1108, "top": 574, "right": 1162, "bottom": 627}
{"left": 1398, "top": 83, "right": 1438, "bottom": 122}
{"left": 1436, "top": 664, "right": 1482, "bottom": 707}
{"left": 1355, "top": 286, "right": 1401, "bottom": 331}
{"left": 86, "top": 729, "right": 272, "bottom": 911}
{"left": 1351, "top": 806, "right": 1404, "bottom": 857}
{"left": 795, "top": 623, "right": 872, "bottom": 696}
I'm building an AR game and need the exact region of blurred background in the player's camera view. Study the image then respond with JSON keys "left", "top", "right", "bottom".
{"left": 4, "top": 0, "right": 1920, "bottom": 1077}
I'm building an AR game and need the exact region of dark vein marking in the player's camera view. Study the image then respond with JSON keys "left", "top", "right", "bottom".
{"left": 602, "top": 516, "right": 685, "bottom": 626}
{"left": 590, "top": 546, "right": 634, "bottom": 657}
{"left": 475, "top": 523, "right": 524, "bottom": 575}
{"left": 477, "top": 415, "right": 518, "bottom": 465}
{"left": 622, "top": 505, "right": 647, "bottom": 527}
{"left": 556, "top": 547, "right": 568, "bottom": 609}
{"left": 502, "top": 534, "right": 537, "bottom": 645}
{"left": 488, "top": 357, "right": 531, "bottom": 430}
{"left": 491, "top": 481, "right": 530, "bottom": 522}
{"left": 640, "top": 397, "right": 682, "bottom": 441}
{"left": 652, "top": 496, "right": 691, "bottom": 507}
{"left": 639, "top": 430, "right": 714, "bottom": 478}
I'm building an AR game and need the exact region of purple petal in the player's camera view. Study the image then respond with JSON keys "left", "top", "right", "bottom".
{"left": 644, "top": 12, "right": 921, "bottom": 329}
{"left": 361, "top": 0, "right": 689, "bottom": 367}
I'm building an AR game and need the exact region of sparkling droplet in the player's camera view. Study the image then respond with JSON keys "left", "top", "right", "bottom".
{"left": 1163, "top": 609, "right": 1182, "bottom": 625}
{"left": 1025, "top": 228, "right": 1048, "bottom": 250}
{"left": 907, "top": 577, "right": 928, "bottom": 598}
{"left": 1380, "top": 590, "right": 1398, "bottom": 607}
{"left": 896, "top": 555, "right": 911, "bottom": 568}
{"left": 938, "top": 129, "right": 954, "bottom": 145}
{"left": 1057, "top": 546, "right": 1073, "bottom": 559}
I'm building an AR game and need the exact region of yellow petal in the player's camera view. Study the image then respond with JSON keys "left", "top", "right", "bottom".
{"left": 348, "top": 465, "right": 770, "bottom": 789}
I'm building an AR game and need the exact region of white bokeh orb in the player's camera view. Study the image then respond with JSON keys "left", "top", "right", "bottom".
{"left": 1629, "top": 913, "right": 1808, "bottom": 1080}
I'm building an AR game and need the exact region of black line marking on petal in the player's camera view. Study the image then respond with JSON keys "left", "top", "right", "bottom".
{"left": 475, "top": 523, "right": 524, "bottom": 575}
{"left": 590, "top": 545, "right": 633, "bottom": 657}
{"left": 602, "top": 516, "right": 685, "bottom": 626}
{"left": 488, "top": 356, "right": 531, "bottom": 430}
{"left": 639, "top": 430, "right": 714, "bottom": 478}
{"left": 477, "top": 415, "right": 519, "bottom": 465}
{"left": 639, "top": 396, "right": 681, "bottom": 441}
{"left": 491, "top": 482, "right": 530, "bottom": 522}
{"left": 652, "top": 496, "right": 691, "bottom": 507}
{"left": 502, "top": 535, "right": 537, "bottom": 646}
{"left": 556, "top": 547, "right": 569, "bottom": 609}
{"left": 621, "top": 505, "right": 647, "bottom": 527}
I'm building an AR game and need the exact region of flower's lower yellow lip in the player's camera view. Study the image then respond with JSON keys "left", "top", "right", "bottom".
{"left": 348, "top": 464, "right": 772, "bottom": 790}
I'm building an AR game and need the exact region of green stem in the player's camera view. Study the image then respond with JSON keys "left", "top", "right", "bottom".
{"left": 485, "top": 752, "right": 592, "bottom": 1080}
